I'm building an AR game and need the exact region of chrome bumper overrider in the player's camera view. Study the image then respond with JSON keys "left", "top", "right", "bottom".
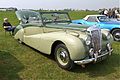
{"left": 74, "top": 49, "right": 113, "bottom": 65}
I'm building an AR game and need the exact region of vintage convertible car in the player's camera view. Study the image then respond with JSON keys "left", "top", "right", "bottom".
{"left": 14, "top": 10, "right": 113, "bottom": 70}
{"left": 72, "top": 15, "right": 120, "bottom": 41}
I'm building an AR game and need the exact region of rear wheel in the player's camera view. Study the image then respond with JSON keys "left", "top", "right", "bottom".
{"left": 54, "top": 44, "right": 74, "bottom": 70}
{"left": 112, "top": 29, "right": 120, "bottom": 41}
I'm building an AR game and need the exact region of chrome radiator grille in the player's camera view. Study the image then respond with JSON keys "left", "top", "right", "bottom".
{"left": 91, "top": 30, "right": 101, "bottom": 52}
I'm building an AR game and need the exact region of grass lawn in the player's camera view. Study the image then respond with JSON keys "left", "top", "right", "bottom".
{"left": 0, "top": 11, "right": 120, "bottom": 80}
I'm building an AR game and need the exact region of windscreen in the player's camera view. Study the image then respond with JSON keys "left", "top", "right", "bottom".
{"left": 97, "top": 16, "right": 111, "bottom": 22}
{"left": 41, "top": 12, "right": 71, "bottom": 24}
{"left": 16, "top": 10, "right": 42, "bottom": 24}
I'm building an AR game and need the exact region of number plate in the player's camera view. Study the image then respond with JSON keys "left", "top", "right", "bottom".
{"left": 96, "top": 54, "right": 108, "bottom": 62}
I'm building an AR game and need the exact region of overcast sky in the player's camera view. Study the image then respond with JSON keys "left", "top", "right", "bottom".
{"left": 0, "top": 0, "right": 119, "bottom": 10}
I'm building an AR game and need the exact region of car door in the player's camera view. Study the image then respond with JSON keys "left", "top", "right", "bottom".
{"left": 23, "top": 25, "right": 44, "bottom": 51}
{"left": 19, "top": 11, "right": 44, "bottom": 51}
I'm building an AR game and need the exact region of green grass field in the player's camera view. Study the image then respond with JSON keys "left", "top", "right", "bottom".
{"left": 0, "top": 11, "right": 120, "bottom": 80}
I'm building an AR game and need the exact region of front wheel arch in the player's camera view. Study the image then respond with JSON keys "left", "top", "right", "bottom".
{"left": 51, "top": 40, "right": 65, "bottom": 56}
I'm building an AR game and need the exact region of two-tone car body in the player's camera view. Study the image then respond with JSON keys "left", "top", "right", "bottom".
{"left": 72, "top": 15, "right": 120, "bottom": 41}
{"left": 14, "top": 10, "right": 113, "bottom": 70}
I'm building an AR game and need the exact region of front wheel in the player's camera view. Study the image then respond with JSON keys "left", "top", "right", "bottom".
{"left": 112, "top": 29, "right": 120, "bottom": 41}
{"left": 54, "top": 44, "right": 74, "bottom": 70}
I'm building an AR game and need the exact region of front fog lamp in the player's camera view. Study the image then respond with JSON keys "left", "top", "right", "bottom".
{"left": 89, "top": 48, "right": 94, "bottom": 57}
{"left": 85, "top": 36, "right": 91, "bottom": 45}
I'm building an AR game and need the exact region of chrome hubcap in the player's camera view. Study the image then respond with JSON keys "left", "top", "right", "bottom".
{"left": 60, "top": 51, "right": 67, "bottom": 62}
{"left": 57, "top": 48, "right": 69, "bottom": 65}
{"left": 114, "top": 32, "right": 120, "bottom": 41}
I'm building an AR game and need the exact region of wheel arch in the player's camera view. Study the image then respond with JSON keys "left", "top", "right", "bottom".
{"left": 51, "top": 40, "right": 65, "bottom": 56}
{"left": 110, "top": 28, "right": 120, "bottom": 34}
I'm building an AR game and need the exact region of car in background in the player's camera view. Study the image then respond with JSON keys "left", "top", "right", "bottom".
{"left": 14, "top": 10, "right": 113, "bottom": 70}
{"left": 110, "top": 18, "right": 120, "bottom": 22}
{"left": 72, "top": 15, "right": 120, "bottom": 41}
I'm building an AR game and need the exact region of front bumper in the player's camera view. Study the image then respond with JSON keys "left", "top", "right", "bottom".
{"left": 74, "top": 48, "right": 113, "bottom": 65}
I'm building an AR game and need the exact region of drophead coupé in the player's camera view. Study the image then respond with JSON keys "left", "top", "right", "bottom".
{"left": 14, "top": 10, "right": 113, "bottom": 70}
{"left": 72, "top": 15, "right": 120, "bottom": 41}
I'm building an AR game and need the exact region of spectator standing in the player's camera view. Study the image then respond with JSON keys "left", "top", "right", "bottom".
{"left": 115, "top": 9, "right": 119, "bottom": 18}
{"left": 99, "top": 10, "right": 104, "bottom": 15}
{"left": 108, "top": 9, "right": 112, "bottom": 18}
{"left": 104, "top": 9, "right": 108, "bottom": 16}
{"left": 112, "top": 9, "right": 115, "bottom": 18}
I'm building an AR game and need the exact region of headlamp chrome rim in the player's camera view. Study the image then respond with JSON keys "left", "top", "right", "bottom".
{"left": 85, "top": 36, "right": 91, "bottom": 45}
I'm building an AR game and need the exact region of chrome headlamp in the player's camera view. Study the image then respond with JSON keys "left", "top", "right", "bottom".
{"left": 102, "top": 32, "right": 111, "bottom": 40}
{"left": 85, "top": 36, "right": 91, "bottom": 45}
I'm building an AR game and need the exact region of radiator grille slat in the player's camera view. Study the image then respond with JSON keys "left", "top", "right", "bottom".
{"left": 91, "top": 30, "right": 101, "bottom": 52}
